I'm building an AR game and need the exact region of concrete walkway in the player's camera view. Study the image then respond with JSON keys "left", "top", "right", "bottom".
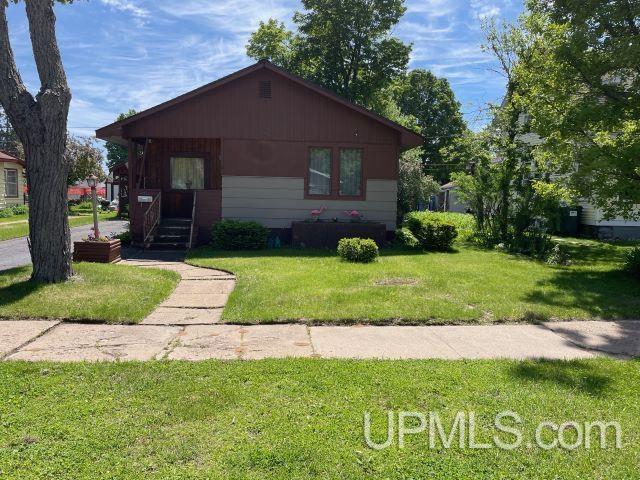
{"left": 2, "top": 319, "right": 639, "bottom": 362}
{"left": 1, "top": 257, "right": 639, "bottom": 362}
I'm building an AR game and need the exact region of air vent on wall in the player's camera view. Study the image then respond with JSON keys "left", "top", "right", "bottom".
{"left": 259, "top": 80, "right": 272, "bottom": 98}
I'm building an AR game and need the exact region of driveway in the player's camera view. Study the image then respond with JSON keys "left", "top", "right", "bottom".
{"left": 0, "top": 219, "right": 129, "bottom": 271}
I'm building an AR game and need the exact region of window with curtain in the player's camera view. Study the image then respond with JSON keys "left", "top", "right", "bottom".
{"left": 339, "top": 149, "right": 362, "bottom": 196}
{"left": 4, "top": 169, "right": 18, "bottom": 198}
{"left": 308, "top": 148, "right": 331, "bottom": 195}
{"left": 170, "top": 157, "right": 205, "bottom": 190}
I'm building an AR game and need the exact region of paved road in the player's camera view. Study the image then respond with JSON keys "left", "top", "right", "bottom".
{"left": 0, "top": 220, "right": 129, "bottom": 271}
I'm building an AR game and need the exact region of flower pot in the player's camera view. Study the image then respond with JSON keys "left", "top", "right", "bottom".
{"left": 73, "top": 239, "right": 121, "bottom": 263}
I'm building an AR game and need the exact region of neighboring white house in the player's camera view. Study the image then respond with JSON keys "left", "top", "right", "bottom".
{"left": 0, "top": 151, "right": 26, "bottom": 210}
{"left": 516, "top": 114, "right": 640, "bottom": 240}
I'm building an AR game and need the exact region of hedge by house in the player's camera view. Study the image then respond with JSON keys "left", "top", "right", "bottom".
{"left": 212, "top": 220, "right": 269, "bottom": 250}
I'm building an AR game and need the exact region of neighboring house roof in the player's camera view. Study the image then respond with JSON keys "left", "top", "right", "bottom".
{"left": 0, "top": 150, "right": 25, "bottom": 167}
{"left": 96, "top": 60, "right": 423, "bottom": 148}
{"left": 441, "top": 182, "right": 456, "bottom": 190}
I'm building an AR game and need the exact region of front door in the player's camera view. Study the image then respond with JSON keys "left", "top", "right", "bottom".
{"left": 163, "top": 155, "right": 205, "bottom": 218}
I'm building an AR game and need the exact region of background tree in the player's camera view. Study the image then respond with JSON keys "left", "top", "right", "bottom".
{"left": 246, "top": 19, "right": 298, "bottom": 72}
{"left": 0, "top": 0, "right": 73, "bottom": 282}
{"left": 392, "top": 69, "right": 468, "bottom": 183}
{"left": 246, "top": 0, "right": 411, "bottom": 108}
{"left": 66, "top": 135, "right": 105, "bottom": 186}
{"left": 397, "top": 147, "right": 440, "bottom": 224}
{"left": 105, "top": 109, "right": 136, "bottom": 171}
{"left": 0, "top": 107, "right": 22, "bottom": 158}
{"left": 517, "top": 0, "right": 640, "bottom": 219}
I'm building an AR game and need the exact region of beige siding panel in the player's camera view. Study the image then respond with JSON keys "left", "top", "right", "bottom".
{"left": 223, "top": 197, "right": 395, "bottom": 211}
{"left": 223, "top": 188, "right": 303, "bottom": 200}
{"left": 221, "top": 176, "right": 397, "bottom": 229}
{"left": 366, "top": 179, "right": 398, "bottom": 193}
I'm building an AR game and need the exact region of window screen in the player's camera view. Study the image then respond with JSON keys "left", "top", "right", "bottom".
{"left": 308, "top": 148, "right": 331, "bottom": 195}
{"left": 4, "top": 169, "right": 18, "bottom": 198}
{"left": 339, "top": 149, "right": 362, "bottom": 196}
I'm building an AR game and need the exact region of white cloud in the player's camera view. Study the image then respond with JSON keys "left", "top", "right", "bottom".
{"left": 99, "top": 0, "right": 149, "bottom": 18}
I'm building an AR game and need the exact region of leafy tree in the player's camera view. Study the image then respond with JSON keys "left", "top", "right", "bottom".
{"left": 0, "top": 0, "right": 74, "bottom": 282}
{"left": 66, "top": 135, "right": 105, "bottom": 186}
{"left": 246, "top": 0, "right": 411, "bottom": 108}
{"left": 246, "top": 19, "right": 298, "bottom": 72}
{"left": 397, "top": 148, "right": 440, "bottom": 224}
{"left": 452, "top": 19, "right": 565, "bottom": 251}
{"left": 0, "top": 107, "right": 22, "bottom": 158}
{"left": 393, "top": 69, "right": 468, "bottom": 183}
{"left": 517, "top": 0, "right": 640, "bottom": 220}
{"left": 105, "top": 109, "right": 136, "bottom": 170}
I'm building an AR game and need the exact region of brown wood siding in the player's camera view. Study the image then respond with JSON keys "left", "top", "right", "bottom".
{"left": 142, "top": 138, "right": 221, "bottom": 190}
{"left": 222, "top": 140, "right": 398, "bottom": 180}
{"left": 124, "top": 69, "right": 399, "bottom": 146}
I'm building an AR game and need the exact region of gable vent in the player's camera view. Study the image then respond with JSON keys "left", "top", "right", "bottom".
{"left": 259, "top": 80, "right": 272, "bottom": 99}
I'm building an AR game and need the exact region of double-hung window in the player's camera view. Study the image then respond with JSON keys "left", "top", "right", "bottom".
{"left": 339, "top": 149, "right": 362, "bottom": 196}
{"left": 308, "top": 148, "right": 331, "bottom": 195}
{"left": 307, "top": 147, "right": 363, "bottom": 198}
{"left": 4, "top": 169, "right": 18, "bottom": 198}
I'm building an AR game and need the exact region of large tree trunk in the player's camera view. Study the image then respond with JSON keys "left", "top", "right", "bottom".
{"left": 26, "top": 144, "right": 73, "bottom": 282}
{"left": 0, "top": 1, "right": 73, "bottom": 282}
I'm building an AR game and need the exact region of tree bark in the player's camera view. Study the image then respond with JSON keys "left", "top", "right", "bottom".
{"left": 0, "top": 1, "right": 72, "bottom": 282}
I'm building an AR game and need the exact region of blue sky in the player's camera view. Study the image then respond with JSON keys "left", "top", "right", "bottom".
{"left": 6, "top": 0, "right": 523, "bottom": 140}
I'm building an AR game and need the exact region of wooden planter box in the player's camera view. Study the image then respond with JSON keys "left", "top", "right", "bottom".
{"left": 73, "top": 239, "right": 121, "bottom": 263}
{"left": 292, "top": 221, "right": 386, "bottom": 248}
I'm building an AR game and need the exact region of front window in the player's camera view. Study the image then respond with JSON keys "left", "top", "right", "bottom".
{"left": 170, "top": 157, "right": 204, "bottom": 190}
{"left": 308, "top": 148, "right": 331, "bottom": 195}
{"left": 4, "top": 168, "right": 18, "bottom": 198}
{"left": 339, "top": 149, "right": 362, "bottom": 196}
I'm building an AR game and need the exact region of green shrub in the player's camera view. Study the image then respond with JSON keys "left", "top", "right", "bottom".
{"left": 624, "top": 247, "right": 640, "bottom": 277}
{"left": 423, "top": 212, "right": 474, "bottom": 241}
{"left": 212, "top": 219, "right": 269, "bottom": 250}
{"left": 395, "top": 227, "right": 418, "bottom": 247}
{"left": 11, "top": 205, "right": 27, "bottom": 215}
{"left": 337, "top": 237, "right": 379, "bottom": 263}
{"left": 402, "top": 211, "right": 458, "bottom": 251}
{"left": 546, "top": 243, "right": 571, "bottom": 266}
{"left": 114, "top": 229, "right": 132, "bottom": 246}
{"left": 0, "top": 209, "right": 13, "bottom": 218}
{"left": 508, "top": 228, "right": 553, "bottom": 259}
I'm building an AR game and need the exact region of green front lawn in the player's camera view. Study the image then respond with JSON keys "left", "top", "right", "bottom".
{"left": 0, "top": 213, "right": 28, "bottom": 224}
{"left": 187, "top": 239, "right": 640, "bottom": 324}
{"left": 0, "top": 212, "right": 118, "bottom": 241}
{"left": 0, "top": 263, "right": 179, "bottom": 323}
{"left": 0, "top": 358, "right": 637, "bottom": 479}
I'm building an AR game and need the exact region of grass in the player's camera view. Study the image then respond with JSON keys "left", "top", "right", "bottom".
{"left": 0, "top": 263, "right": 179, "bottom": 323}
{"left": 0, "top": 213, "right": 28, "bottom": 224}
{"left": 0, "top": 211, "right": 118, "bottom": 241}
{"left": 187, "top": 239, "right": 640, "bottom": 324}
{"left": 0, "top": 358, "right": 637, "bottom": 479}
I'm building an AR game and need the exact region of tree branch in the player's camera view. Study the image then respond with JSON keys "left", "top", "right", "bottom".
{"left": 0, "top": 2, "right": 36, "bottom": 141}
{"left": 25, "top": 0, "right": 69, "bottom": 96}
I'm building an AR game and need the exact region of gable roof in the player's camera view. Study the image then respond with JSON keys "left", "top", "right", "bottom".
{"left": 0, "top": 151, "right": 24, "bottom": 167}
{"left": 96, "top": 60, "right": 423, "bottom": 148}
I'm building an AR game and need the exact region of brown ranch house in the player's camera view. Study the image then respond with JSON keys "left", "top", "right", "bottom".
{"left": 96, "top": 60, "right": 422, "bottom": 248}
